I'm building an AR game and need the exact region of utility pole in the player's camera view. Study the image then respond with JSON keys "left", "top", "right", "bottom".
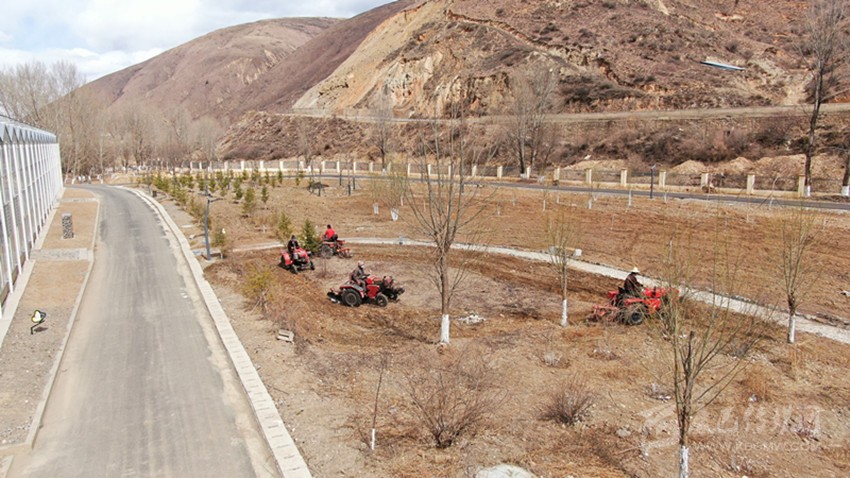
{"left": 202, "top": 188, "right": 221, "bottom": 260}
{"left": 650, "top": 163, "right": 658, "bottom": 199}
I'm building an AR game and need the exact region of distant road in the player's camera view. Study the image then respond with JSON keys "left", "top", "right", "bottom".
{"left": 16, "top": 187, "right": 273, "bottom": 478}
{"left": 285, "top": 102, "right": 850, "bottom": 125}
{"left": 488, "top": 182, "right": 850, "bottom": 212}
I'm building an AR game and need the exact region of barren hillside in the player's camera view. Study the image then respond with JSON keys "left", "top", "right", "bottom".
{"left": 295, "top": 0, "right": 810, "bottom": 116}
{"left": 83, "top": 17, "right": 338, "bottom": 120}
{"left": 77, "top": 0, "right": 849, "bottom": 171}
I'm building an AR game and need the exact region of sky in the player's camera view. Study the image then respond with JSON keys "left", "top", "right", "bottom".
{"left": 0, "top": 0, "right": 391, "bottom": 82}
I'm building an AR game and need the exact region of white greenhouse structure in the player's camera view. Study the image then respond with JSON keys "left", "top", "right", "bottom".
{"left": 0, "top": 116, "right": 63, "bottom": 311}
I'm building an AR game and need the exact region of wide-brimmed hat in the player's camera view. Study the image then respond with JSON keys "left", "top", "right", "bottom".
{"left": 631, "top": 267, "right": 640, "bottom": 274}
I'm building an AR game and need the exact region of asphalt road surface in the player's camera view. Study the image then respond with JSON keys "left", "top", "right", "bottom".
{"left": 14, "top": 186, "right": 274, "bottom": 478}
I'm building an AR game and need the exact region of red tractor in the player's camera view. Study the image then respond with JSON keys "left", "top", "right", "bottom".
{"left": 319, "top": 239, "right": 352, "bottom": 259}
{"left": 279, "top": 247, "right": 315, "bottom": 274}
{"left": 590, "top": 287, "right": 674, "bottom": 325}
{"left": 327, "top": 275, "right": 405, "bottom": 307}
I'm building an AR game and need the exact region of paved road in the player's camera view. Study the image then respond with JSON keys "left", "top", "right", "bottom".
{"left": 13, "top": 187, "right": 273, "bottom": 477}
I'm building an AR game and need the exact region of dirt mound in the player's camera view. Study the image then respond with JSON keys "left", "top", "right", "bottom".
{"left": 671, "top": 160, "right": 705, "bottom": 174}
{"left": 567, "top": 159, "right": 627, "bottom": 171}
{"left": 722, "top": 156, "right": 755, "bottom": 174}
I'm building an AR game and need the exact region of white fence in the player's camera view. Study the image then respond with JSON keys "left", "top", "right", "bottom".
{"left": 174, "top": 159, "right": 843, "bottom": 198}
{"left": 0, "top": 116, "right": 63, "bottom": 312}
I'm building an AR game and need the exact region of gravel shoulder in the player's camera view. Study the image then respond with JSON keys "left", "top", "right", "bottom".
{"left": 0, "top": 189, "right": 96, "bottom": 454}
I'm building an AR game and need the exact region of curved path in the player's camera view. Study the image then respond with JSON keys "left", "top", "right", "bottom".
{"left": 238, "top": 238, "right": 850, "bottom": 345}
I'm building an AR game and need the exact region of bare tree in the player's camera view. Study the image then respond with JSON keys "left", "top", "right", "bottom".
{"left": 504, "top": 66, "right": 558, "bottom": 176}
{"left": 56, "top": 87, "right": 107, "bottom": 178}
{"left": 119, "top": 102, "right": 156, "bottom": 170}
{"left": 161, "top": 107, "right": 193, "bottom": 168}
{"left": 191, "top": 116, "right": 224, "bottom": 167}
{"left": 371, "top": 89, "right": 395, "bottom": 171}
{"left": 546, "top": 206, "right": 579, "bottom": 327}
{"left": 295, "top": 118, "right": 318, "bottom": 192}
{"left": 775, "top": 204, "right": 821, "bottom": 344}
{"left": 657, "top": 216, "right": 766, "bottom": 478}
{"left": 798, "top": 0, "right": 849, "bottom": 197}
{"left": 404, "top": 109, "right": 491, "bottom": 344}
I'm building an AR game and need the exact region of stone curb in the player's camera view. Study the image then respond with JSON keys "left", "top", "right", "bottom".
{"left": 124, "top": 187, "right": 312, "bottom": 478}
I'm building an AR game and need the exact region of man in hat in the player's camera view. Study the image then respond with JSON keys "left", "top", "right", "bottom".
{"left": 623, "top": 267, "right": 644, "bottom": 298}
{"left": 350, "top": 261, "right": 368, "bottom": 288}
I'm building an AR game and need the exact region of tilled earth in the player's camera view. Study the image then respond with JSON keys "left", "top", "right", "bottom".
{"left": 155, "top": 176, "right": 850, "bottom": 478}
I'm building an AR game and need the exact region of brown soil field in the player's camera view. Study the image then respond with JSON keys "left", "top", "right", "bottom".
{"left": 150, "top": 174, "right": 850, "bottom": 478}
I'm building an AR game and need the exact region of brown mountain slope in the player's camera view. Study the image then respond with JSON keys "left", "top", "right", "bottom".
{"left": 221, "top": 0, "right": 419, "bottom": 121}
{"left": 84, "top": 17, "right": 338, "bottom": 120}
{"left": 295, "top": 0, "right": 811, "bottom": 117}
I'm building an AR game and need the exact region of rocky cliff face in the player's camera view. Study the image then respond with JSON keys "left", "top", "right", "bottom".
{"left": 80, "top": 0, "right": 843, "bottom": 166}
{"left": 289, "top": 0, "right": 809, "bottom": 117}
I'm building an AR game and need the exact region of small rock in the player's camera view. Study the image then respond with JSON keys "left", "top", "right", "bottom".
{"left": 476, "top": 464, "right": 536, "bottom": 478}
{"left": 616, "top": 427, "right": 631, "bottom": 438}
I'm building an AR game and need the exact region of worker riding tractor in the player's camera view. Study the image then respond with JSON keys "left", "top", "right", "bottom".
{"left": 280, "top": 234, "right": 315, "bottom": 274}
{"left": 327, "top": 261, "right": 405, "bottom": 307}
{"left": 319, "top": 224, "right": 352, "bottom": 259}
{"left": 591, "top": 268, "right": 675, "bottom": 325}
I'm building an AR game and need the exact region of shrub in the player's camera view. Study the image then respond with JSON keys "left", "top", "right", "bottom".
{"left": 242, "top": 187, "right": 257, "bottom": 216}
{"left": 541, "top": 376, "right": 594, "bottom": 426}
{"left": 402, "top": 346, "right": 503, "bottom": 448}
{"left": 300, "top": 219, "right": 321, "bottom": 253}
{"left": 212, "top": 228, "right": 232, "bottom": 258}
{"left": 242, "top": 264, "right": 276, "bottom": 315}
{"left": 187, "top": 196, "right": 205, "bottom": 222}
{"left": 274, "top": 211, "right": 293, "bottom": 244}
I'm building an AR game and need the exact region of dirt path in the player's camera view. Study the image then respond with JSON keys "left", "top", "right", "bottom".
{"left": 237, "top": 237, "right": 850, "bottom": 346}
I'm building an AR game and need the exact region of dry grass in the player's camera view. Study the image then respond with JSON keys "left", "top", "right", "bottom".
{"left": 540, "top": 376, "right": 595, "bottom": 426}
{"left": 739, "top": 364, "right": 774, "bottom": 403}
{"left": 151, "top": 175, "right": 850, "bottom": 478}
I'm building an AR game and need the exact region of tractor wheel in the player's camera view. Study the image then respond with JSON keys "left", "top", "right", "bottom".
{"left": 320, "top": 244, "right": 333, "bottom": 259}
{"left": 341, "top": 289, "right": 362, "bottom": 307}
{"left": 290, "top": 264, "right": 298, "bottom": 275}
{"left": 340, "top": 249, "right": 352, "bottom": 259}
{"left": 309, "top": 260, "right": 315, "bottom": 271}
{"left": 623, "top": 305, "right": 646, "bottom": 326}
{"left": 374, "top": 293, "right": 389, "bottom": 308}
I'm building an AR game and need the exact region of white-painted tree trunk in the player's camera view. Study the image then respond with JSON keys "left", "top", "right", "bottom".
{"left": 788, "top": 314, "right": 797, "bottom": 344}
{"left": 678, "top": 445, "right": 689, "bottom": 478}
{"left": 440, "top": 314, "right": 450, "bottom": 344}
{"left": 805, "top": 185, "right": 812, "bottom": 197}
{"left": 560, "top": 298, "right": 568, "bottom": 327}
{"left": 842, "top": 185, "right": 849, "bottom": 197}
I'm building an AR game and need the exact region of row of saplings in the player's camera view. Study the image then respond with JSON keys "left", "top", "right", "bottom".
{"left": 278, "top": 224, "right": 405, "bottom": 308}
